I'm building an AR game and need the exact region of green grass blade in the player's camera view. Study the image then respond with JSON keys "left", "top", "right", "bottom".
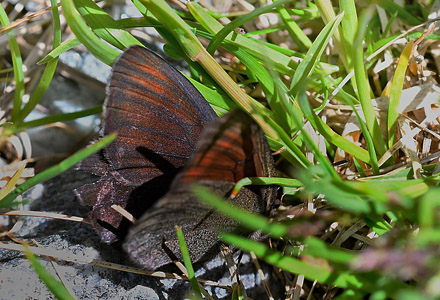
{"left": 60, "top": 0, "right": 120, "bottom": 65}
{"left": 189, "top": 3, "right": 295, "bottom": 76}
{"left": 73, "top": 0, "right": 142, "bottom": 50}
{"left": 8, "top": 105, "right": 102, "bottom": 133}
{"left": 295, "top": 90, "right": 340, "bottom": 178}
{"left": 187, "top": 77, "right": 236, "bottom": 113}
{"left": 290, "top": 12, "right": 343, "bottom": 95}
{"left": 0, "top": 134, "right": 116, "bottom": 208}
{"left": 23, "top": 245, "right": 76, "bottom": 300}
{"left": 339, "top": 0, "right": 358, "bottom": 69}
{"left": 299, "top": 169, "right": 371, "bottom": 213}
{"left": 353, "top": 157, "right": 366, "bottom": 177}
{"left": 38, "top": 38, "right": 81, "bottom": 65}
{"left": 16, "top": 0, "right": 62, "bottom": 125}
{"left": 387, "top": 41, "right": 413, "bottom": 147}
{"left": 382, "top": 11, "right": 399, "bottom": 38}
{"left": 371, "top": 0, "right": 423, "bottom": 26}
{"left": 274, "top": 0, "right": 312, "bottom": 52}
{"left": 363, "top": 214, "right": 392, "bottom": 236}
{"left": 352, "top": 176, "right": 440, "bottom": 205}
{"left": 193, "top": 185, "right": 290, "bottom": 238}
{"left": 232, "top": 177, "right": 303, "bottom": 197}
{"left": 220, "top": 233, "right": 364, "bottom": 289}
{"left": 206, "top": 0, "right": 295, "bottom": 55}
{"left": 0, "top": 5, "right": 24, "bottom": 122}
{"left": 261, "top": 114, "right": 311, "bottom": 168}
{"left": 342, "top": 90, "right": 379, "bottom": 174}
{"left": 296, "top": 89, "right": 371, "bottom": 164}
{"left": 138, "top": 0, "right": 204, "bottom": 59}
{"left": 315, "top": 0, "right": 349, "bottom": 71}
{"left": 224, "top": 46, "right": 293, "bottom": 131}
{"left": 418, "top": 189, "right": 440, "bottom": 229}
{"left": 303, "top": 237, "right": 356, "bottom": 263}
{"left": 115, "top": 17, "right": 153, "bottom": 29}
{"left": 222, "top": 233, "right": 410, "bottom": 295}
{"left": 352, "top": 6, "right": 387, "bottom": 157}
{"left": 175, "top": 226, "right": 202, "bottom": 298}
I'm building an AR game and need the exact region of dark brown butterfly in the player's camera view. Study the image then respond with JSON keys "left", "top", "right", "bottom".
{"left": 76, "top": 45, "right": 277, "bottom": 270}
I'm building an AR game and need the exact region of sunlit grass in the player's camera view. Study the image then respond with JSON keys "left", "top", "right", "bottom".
{"left": 1, "top": 0, "right": 439, "bottom": 298}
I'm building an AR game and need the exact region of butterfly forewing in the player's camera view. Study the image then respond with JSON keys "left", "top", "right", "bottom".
{"left": 103, "top": 46, "right": 217, "bottom": 185}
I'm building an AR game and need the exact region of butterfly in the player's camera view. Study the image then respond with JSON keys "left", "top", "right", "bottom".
{"left": 75, "top": 45, "right": 277, "bottom": 270}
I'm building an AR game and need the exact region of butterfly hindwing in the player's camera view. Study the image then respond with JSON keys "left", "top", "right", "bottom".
{"left": 123, "top": 111, "right": 277, "bottom": 270}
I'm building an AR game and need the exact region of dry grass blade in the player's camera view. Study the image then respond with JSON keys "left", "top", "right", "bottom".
{"left": 293, "top": 275, "right": 305, "bottom": 300}
{"left": 0, "top": 210, "right": 90, "bottom": 224}
{"left": 0, "top": 5, "right": 54, "bottom": 35}
{"left": 0, "top": 161, "right": 26, "bottom": 201}
{"left": 399, "top": 118, "right": 423, "bottom": 179}
{"left": 250, "top": 251, "right": 274, "bottom": 300}
{"left": 332, "top": 220, "right": 366, "bottom": 247}
{"left": 332, "top": 17, "right": 440, "bottom": 100}
{"left": 0, "top": 202, "right": 24, "bottom": 238}
{"left": 110, "top": 204, "right": 135, "bottom": 223}
{"left": 174, "top": 261, "right": 214, "bottom": 300}
{"left": 220, "top": 245, "right": 248, "bottom": 299}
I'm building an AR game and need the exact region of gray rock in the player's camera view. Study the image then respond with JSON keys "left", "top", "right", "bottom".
{"left": 1, "top": 168, "right": 283, "bottom": 299}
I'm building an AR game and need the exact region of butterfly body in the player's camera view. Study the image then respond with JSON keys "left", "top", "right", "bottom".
{"left": 76, "top": 46, "right": 276, "bottom": 270}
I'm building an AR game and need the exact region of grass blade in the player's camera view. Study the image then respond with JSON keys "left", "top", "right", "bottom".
{"left": 0, "top": 162, "right": 26, "bottom": 201}
{"left": 352, "top": 6, "right": 387, "bottom": 157}
{"left": 8, "top": 105, "right": 101, "bottom": 133}
{"left": 221, "top": 233, "right": 410, "bottom": 294}
{"left": 193, "top": 185, "right": 290, "bottom": 239}
{"left": 23, "top": 244, "right": 76, "bottom": 300}
{"left": 0, "top": 5, "right": 24, "bottom": 122}
{"left": 387, "top": 40, "right": 413, "bottom": 147}
{"left": 220, "top": 233, "right": 362, "bottom": 288}
{"left": 371, "top": 0, "right": 422, "bottom": 26}
{"left": 38, "top": 38, "right": 81, "bottom": 64}
{"left": 231, "top": 177, "right": 303, "bottom": 198}
{"left": 294, "top": 90, "right": 340, "bottom": 178}
{"left": 60, "top": 0, "right": 120, "bottom": 65}
{"left": 206, "top": 0, "right": 295, "bottom": 55}
{"left": 275, "top": 0, "right": 312, "bottom": 52}
{"left": 73, "top": 0, "right": 142, "bottom": 50}
{"left": 16, "top": 0, "right": 62, "bottom": 125}
{"left": 339, "top": 0, "right": 358, "bottom": 69}
{"left": 315, "top": 0, "right": 349, "bottom": 71}
{"left": 189, "top": 2, "right": 295, "bottom": 76}
{"left": 1, "top": 134, "right": 116, "bottom": 208}
{"left": 296, "top": 89, "right": 371, "bottom": 164}
{"left": 290, "top": 12, "right": 344, "bottom": 95}
{"left": 175, "top": 226, "right": 202, "bottom": 298}
{"left": 303, "top": 237, "right": 356, "bottom": 263}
